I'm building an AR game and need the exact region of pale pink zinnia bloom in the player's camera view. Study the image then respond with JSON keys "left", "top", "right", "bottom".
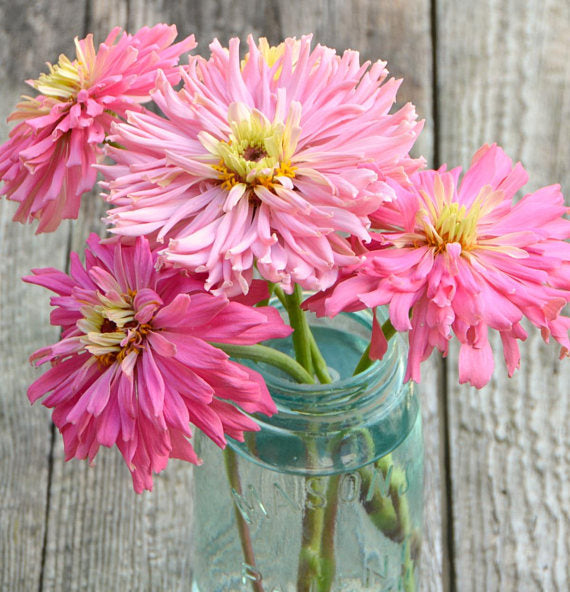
{"left": 0, "top": 25, "right": 196, "bottom": 233}
{"left": 25, "top": 234, "right": 291, "bottom": 492}
{"left": 306, "top": 145, "right": 570, "bottom": 388}
{"left": 103, "top": 35, "right": 424, "bottom": 295}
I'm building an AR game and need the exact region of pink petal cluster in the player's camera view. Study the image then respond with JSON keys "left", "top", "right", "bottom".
{"left": 306, "top": 145, "right": 570, "bottom": 388}
{"left": 103, "top": 35, "right": 424, "bottom": 296}
{"left": 0, "top": 25, "right": 196, "bottom": 233}
{"left": 25, "top": 234, "right": 291, "bottom": 492}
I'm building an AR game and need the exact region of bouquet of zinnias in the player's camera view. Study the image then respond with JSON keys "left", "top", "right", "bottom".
{"left": 2, "top": 25, "right": 569, "bottom": 591}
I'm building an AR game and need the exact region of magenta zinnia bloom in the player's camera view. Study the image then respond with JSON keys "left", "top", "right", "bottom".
{"left": 306, "top": 145, "right": 570, "bottom": 388}
{"left": 0, "top": 25, "right": 196, "bottom": 233}
{"left": 103, "top": 35, "right": 424, "bottom": 295}
{"left": 25, "top": 234, "right": 291, "bottom": 492}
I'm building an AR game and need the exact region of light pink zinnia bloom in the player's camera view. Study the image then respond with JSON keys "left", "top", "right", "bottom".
{"left": 24, "top": 234, "right": 291, "bottom": 492}
{"left": 0, "top": 25, "right": 196, "bottom": 233}
{"left": 103, "top": 35, "right": 424, "bottom": 295}
{"left": 306, "top": 145, "right": 570, "bottom": 388}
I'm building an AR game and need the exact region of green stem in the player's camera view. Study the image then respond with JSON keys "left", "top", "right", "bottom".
{"left": 353, "top": 342, "right": 373, "bottom": 376}
{"left": 275, "top": 284, "right": 338, "bottom": 590}
{"left": 318, "top": 474, "right": 341, "bottom": 591}
{"left": 282, "top": 284, "right": 314, "bottom": 376}
{"left": 309, "top": 331, "right": 333, "bottom": 384}
{"left": 296, "top": 473, "right": 341, "bottom": 592}
{"left": 353, "top": 316, "right": 397, "bottom": 376}
{"left": 272, "top": 284, "right": 288, "bottom": 309}
{"left": 297, "top": 467, "right": 327, "bottom": 591}
{"left": 224, "top": 447, "right": 265, "bottom": 592}
{"left": 212, "top": 343, "right": 314, "bottom": 384}
{"left": 358, "top": 453, "right": 418, "bottom": 591}
{"left": 274, "top": 285, "right": 332, "bottom": 383}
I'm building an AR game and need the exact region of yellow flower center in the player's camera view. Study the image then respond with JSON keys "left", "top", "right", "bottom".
{"left": 416, "top": 174, "right": 484, "bottom": 254}
{"left": 10, "top": 36, "right": 97, "bottom": 121}
{"left": 77, "top": 289, "right": 150, "bottom": 367}
{"left": 257, "top": 38, "right": 287, "bottom": 68}
{"left": 31, "top": 36, "right": 95, "bottom": 99}
{"left": 202, "top": 102, "right": 300, "bottom": 195}
{"left": 241, "top": 37, "right": 301, "bottom": 78}
{"left": 32, "top": 55, "right": 84, "bottom": 100}
{"left": 423, "top": 201, "right": 481, "bottom": 253}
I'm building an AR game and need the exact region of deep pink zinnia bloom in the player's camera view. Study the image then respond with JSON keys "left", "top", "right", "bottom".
{"left": 24, "top": 234, "right": 291, "bottom": 492}
{"left": 103, "top": 35, "right": 424, "bottom": 295}
{"left": 0, "top": 25, "right": 196, "bottom": 233}
{"left": 306, "top": 145, "right": 570, "bottom": 388}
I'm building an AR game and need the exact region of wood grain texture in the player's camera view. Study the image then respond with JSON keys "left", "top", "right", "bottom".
{"left": 436, "top": 0, "right": 570, "bottom": 590}
{"left": 417, "top": 358, "right": 447, "bottom": 592}
{"left": 0, "top": 216, "right": 65, "bottom": 592}
{"left": 0, "top": 2, "right": 87, "bottom": 591}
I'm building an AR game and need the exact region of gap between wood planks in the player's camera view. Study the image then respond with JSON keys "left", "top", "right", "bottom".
{"left": 430, "top": 1, "right": 457, "bottom": 591}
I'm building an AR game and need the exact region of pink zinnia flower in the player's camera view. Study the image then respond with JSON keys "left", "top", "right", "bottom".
{"left": 103, "top": 35, "right": 424, "bottom": 295}
{"left": 0, "top": 25, "right": 196, "bottom": 233}
{"left": 24, "top": 234, "right": 291, "bottom": 492}
{"left": 306, "top": 145, "right": 570, "bottom": 388}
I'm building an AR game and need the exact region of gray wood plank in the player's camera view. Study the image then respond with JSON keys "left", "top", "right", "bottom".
{"left": 0, "top": 2, "right": 87, "bottom": 590}
{"left": 0, "top": 208, "right": 65, "bottom": 592}
{"left": 436, "top": 0, "right": 570, "bottom": 589}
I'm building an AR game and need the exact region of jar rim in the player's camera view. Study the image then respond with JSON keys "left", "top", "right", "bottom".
{"left": 228, "top": 306, "right": 419, "bottom": 474}
{"left": 251, "top": 307, "right": 409, "bottom": 416}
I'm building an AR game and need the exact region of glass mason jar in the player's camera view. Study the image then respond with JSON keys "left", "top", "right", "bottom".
{"left": 191, "top": 308, "right": 424, "bottom": 592}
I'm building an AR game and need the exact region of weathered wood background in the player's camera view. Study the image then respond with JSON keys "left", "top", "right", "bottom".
{"left": 0, "top": 1, "right": 568, "bottom": 590}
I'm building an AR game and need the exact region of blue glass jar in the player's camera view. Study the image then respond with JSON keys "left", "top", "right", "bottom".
{"left": 192, "top": 309, "right": 423, "bottom": 592}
